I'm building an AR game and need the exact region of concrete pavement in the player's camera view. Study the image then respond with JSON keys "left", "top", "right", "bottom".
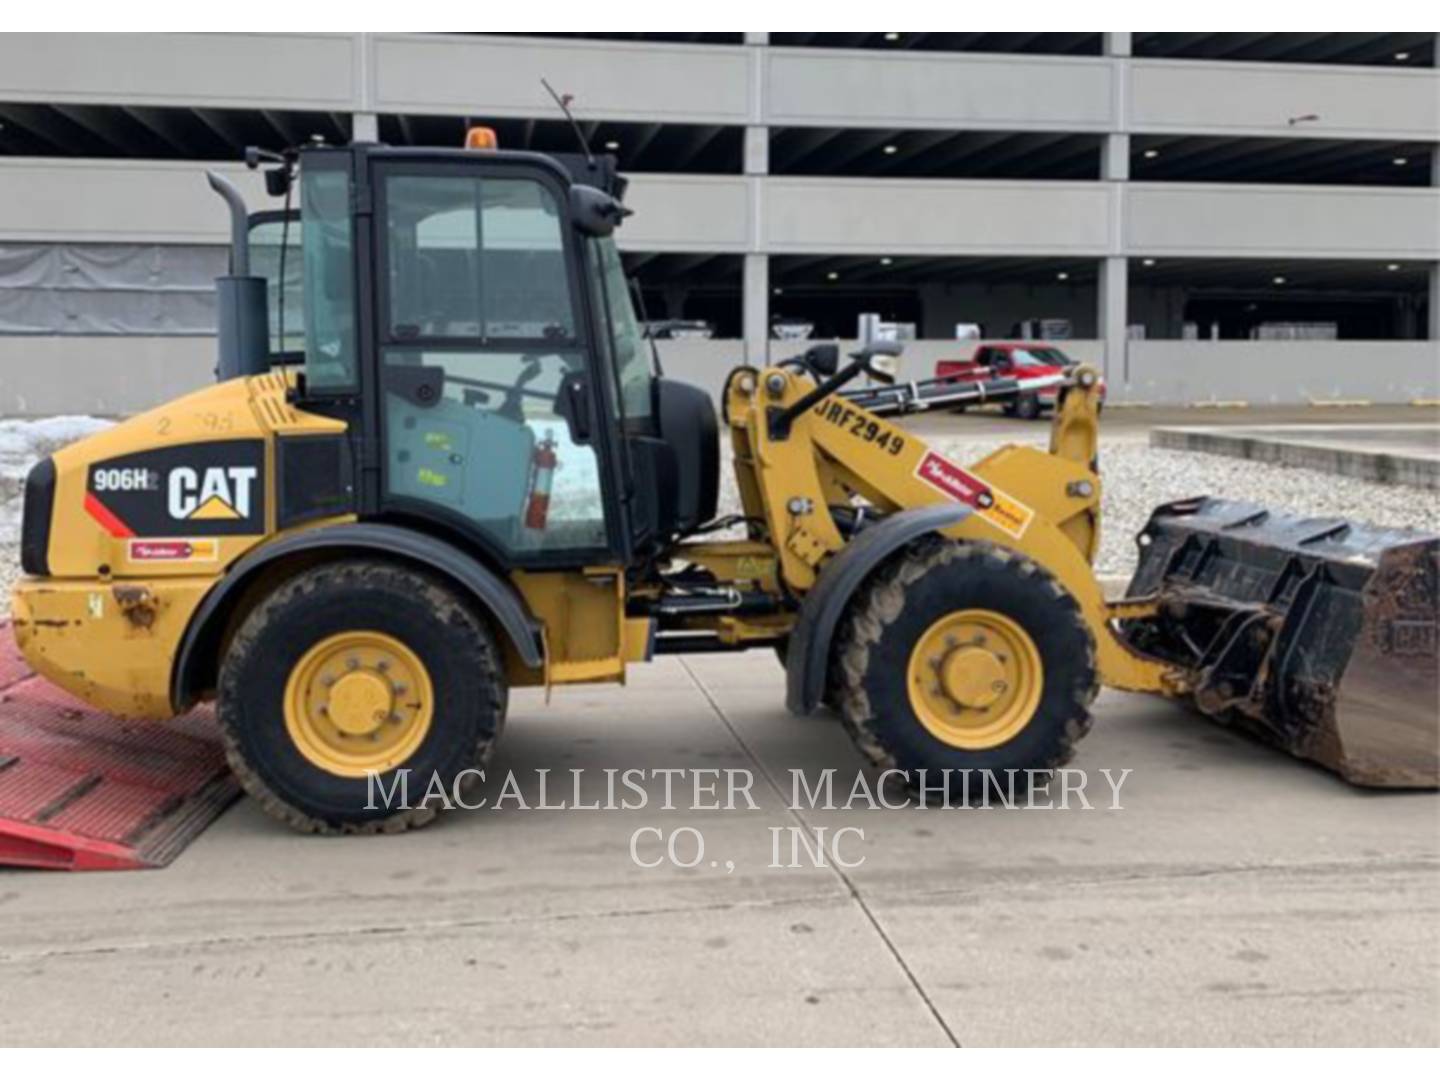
{"left": 900, "top": 403, "right": 1439, "bottom": 443}
{"left": 0, "top": 652, "right": 1436, "bottom": 1046}
{"left": 1152, "top": 424, "right": 1439, "bottom": 488}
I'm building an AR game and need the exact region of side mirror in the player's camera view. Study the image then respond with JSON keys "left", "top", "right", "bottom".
{"left": 570, "top": 184, "right": 631, "bottom": 238}
{"left": 264, "top": 167, "right": 292, "bottom": 198}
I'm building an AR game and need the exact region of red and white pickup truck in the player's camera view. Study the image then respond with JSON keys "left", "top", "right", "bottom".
{"left": 935, "top": 342, "right": 1104, "bottom": 420}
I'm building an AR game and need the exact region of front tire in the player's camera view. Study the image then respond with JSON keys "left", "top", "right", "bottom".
{"left": 1015, "top": 393, "right": 1043, "bottom": 421}
{"left": 217, "top": 559, "right": 506, "bottom": 834}
{"left": 837, "top": 539, "right": 1096, "bottom": 799}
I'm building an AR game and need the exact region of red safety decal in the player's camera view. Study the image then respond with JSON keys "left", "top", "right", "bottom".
{"left": 83, "top": 491, "right": 135, "bottom": 538}
{"left": 913, "top": 450, "right": 993, "bottom": 508}
{"left": 913, "top": 450, "right": 1035, "bottom": 540}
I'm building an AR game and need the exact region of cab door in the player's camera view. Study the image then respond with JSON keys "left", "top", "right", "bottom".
{"left": 371, "top": 160, "right": 620, "bottom": 568}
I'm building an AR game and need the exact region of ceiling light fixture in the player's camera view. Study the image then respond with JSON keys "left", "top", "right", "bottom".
{"left": 880, "top": 257, "right": 893, "bottom": 266}
{"left": 1386, "top": 263, "right": 1401, "bottom": 271}
{"left": 1272, "top": 275, "right": 1287, "bottom": 285}
{"left": 1142, "top": 258, "right": 1156, "bottom": 267}
{"left": 1393, "top": 157, "right": 1409, "bottom": 166}
{"left": 827, "top": 271, "right": 839, "bottom": 281}
{"left": 883, "top": 144, "right": 898, "bottom": 155}
{"left": 773, "top": 287, "right": 784, "bottom": 295}
{"left": 1143, "top": 149, "right": 1160, "bottom": 159}
{"left": 1056, "top": 271, "right": 1070, "bottom": 281}
{"left": 885, "top": 32, "right": 901, "bottom": 41}
{"left": 1394, "top": 51, "right": 1410, "bottom": 61}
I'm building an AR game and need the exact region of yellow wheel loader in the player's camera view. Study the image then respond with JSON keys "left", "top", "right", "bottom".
{"left": 9, "top": 134, "right": 1438, "bottom": 836}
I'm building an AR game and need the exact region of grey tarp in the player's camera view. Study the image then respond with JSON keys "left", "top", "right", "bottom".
{"left": 0, "top": 243, "right": 226, "bottom": 335}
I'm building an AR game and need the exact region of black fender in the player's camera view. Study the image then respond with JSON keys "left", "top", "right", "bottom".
{"left": 785, "top": 503, "right": 973, "bottom": 715}
{"left": 171, "top": 522, "right": 544, "bottom": 710}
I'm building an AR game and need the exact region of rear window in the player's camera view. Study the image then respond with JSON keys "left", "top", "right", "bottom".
{"left": 1011, "top": 347, "right": 1071, "bottom": 367}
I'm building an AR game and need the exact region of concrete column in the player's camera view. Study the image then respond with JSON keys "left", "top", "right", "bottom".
{"left": 744, "top": 254, "right": 770, "bottom": 366}
{"left": 1100, "top": 33, "right": 1132, "bottom": 376}
{"left": 1429, "top": 263, "right": 1439, "bottom": 343}
{"left": 352, "top": 112, "right": 379, "bottom": 143}
{"left": 1099, "top": 256, "right": 1129, "bottom": 383}
{"left": 742, "top": 31, "right": 770, "bottom": 364}
{"left": 744, "top": 125, "right": 769, "bottom": 176}
{"left": 1103, "top": 133, "right": 1129, "bottom": 181}
{"left": 1431, "top": 139, "right": 1439, "bottom": 342}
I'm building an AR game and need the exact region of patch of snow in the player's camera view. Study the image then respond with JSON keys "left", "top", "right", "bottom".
{"left": 0, "top": 415, "right": 114, "bottom": 545}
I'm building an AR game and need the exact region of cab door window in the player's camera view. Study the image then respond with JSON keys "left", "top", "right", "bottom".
{"left": 585, "top": 236, "right": 653, "bottom": 427}
{"left": 379, "top": 170, "right": 608, "bottom": 558}
{"left": 300, "top": 164, "right": 358, "bottom": 391}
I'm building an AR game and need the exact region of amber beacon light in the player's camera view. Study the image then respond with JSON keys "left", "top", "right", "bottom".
{"left": 464, "top": 126, "right": 499, "bottom": 150}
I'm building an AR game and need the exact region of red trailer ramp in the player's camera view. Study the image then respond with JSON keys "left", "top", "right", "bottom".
{"left": 0, "top": 623, "right": 238, "bottom": 870}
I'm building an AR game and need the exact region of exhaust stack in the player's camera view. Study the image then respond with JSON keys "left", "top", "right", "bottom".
{"left": 206, "top": 171, "right": 270, "bottom": 382}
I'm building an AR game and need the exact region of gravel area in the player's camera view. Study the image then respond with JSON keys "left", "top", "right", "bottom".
{"left": 713, "top": 430, "right": 1440, "bottom": 580}
{"left": 2, "top": 420, "right": 1437, "bottom": 618}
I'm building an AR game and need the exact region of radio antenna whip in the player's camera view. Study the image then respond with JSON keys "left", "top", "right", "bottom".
{"left": 541, "top": 78, "right": 596, "bottom": 168}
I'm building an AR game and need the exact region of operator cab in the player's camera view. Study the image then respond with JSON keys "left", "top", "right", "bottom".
{"left": 241, "top": 135, "right": 717, "bottom": 571}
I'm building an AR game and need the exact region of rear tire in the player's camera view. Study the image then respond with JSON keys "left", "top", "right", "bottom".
{"left": 217, "top": 559, "right": 506, "bottom": 834}
{"left": 837, "top": 538, "right": 1096, "bottom": 800}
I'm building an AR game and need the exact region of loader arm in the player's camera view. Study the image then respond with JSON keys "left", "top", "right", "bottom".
{"left": 722, "top": 363, "right": 1180, "bottom": 696}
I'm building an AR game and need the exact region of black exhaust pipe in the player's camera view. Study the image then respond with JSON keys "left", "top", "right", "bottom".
{"left": 206, "top": 171, "right": 270, "bottom": 382}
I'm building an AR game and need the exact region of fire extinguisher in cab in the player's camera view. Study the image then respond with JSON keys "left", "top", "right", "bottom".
{"left": 525, "top": 431, "right": 559, "bottom": 530}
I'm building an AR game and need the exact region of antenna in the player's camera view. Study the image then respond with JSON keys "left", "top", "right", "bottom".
{"left": 541, "top": 77, "right": 596, "bottom": 168}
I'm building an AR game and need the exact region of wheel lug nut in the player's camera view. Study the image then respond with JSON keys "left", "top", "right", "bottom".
{"left": 377, "top": 660, "right": 390, "bottom": 672}
{"left": 392, "top": 684, "right": 407, "bottom": 695}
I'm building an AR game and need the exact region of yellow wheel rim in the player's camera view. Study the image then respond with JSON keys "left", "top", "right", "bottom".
{"left": 905, "top": 609, "right": 1043, "bottom": 750}
{"left": 283, "top": 630, "right": 434, "bottom": 778}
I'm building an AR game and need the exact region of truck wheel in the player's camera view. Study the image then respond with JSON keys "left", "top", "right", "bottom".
{"left": 837, "top": 538, "right": 1096, "bottom": 800}
{"left": 1016, "top": 394, "right": 1043, "bottom": 420}
{"left": 217, "top": 559, "right": 506, "bottom": 834}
